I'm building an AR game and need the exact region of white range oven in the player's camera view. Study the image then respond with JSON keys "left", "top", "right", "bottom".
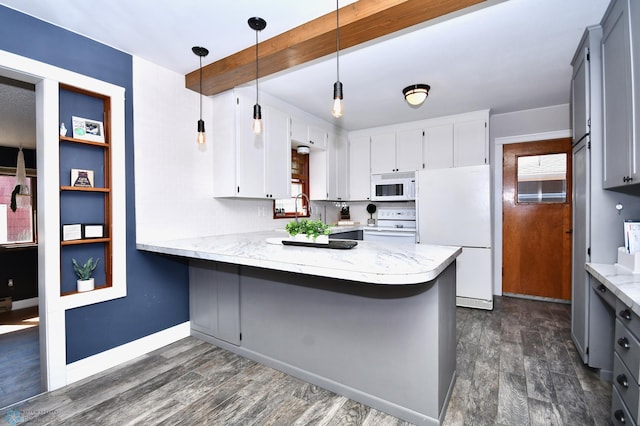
{"left": 362, "top": 207, "right": 417, "bottom": 244}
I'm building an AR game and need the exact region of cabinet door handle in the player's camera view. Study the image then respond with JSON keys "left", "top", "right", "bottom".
{"left": 618, "top": 337, "right": 631, "bottom": 350}
{"left": 617, "top": 374, "right": 629, "bottom": 388}
{"left": 614, "top": 409, "right": 626, "bottom": 423}
{"left": 598, "top": 284, "right": 607, "bottom": 293}
{"left": 619, "top": 309, "right": 632, "bottom": 321}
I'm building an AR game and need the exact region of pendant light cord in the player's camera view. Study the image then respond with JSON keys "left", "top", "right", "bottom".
{"left": 336, "top": 0, "right": 340, "bottom": 82}
{"left": 199, "top": 55, "right": 203, "bottom": 120}
{"left": 255, "top": 30, "right": 259, "bottom": 104}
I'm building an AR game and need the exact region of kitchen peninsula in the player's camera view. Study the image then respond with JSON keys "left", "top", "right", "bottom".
{"left": 138, "top": 230, "right": 461, "bottom": 425}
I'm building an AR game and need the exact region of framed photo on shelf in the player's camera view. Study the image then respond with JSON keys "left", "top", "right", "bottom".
{"left": 71, "top": 168, "right": 94, "bottom": 188}
{"left": 71, "top": 116, "right": 104, "bottom": 142}
{"left": 62, "top": 224, "right": 82, "bottom": 241}
{"left": 83, "top": 224, "right": 104, "bottom": 239}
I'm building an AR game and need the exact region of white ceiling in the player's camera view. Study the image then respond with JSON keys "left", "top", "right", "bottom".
{"left": 0, "top": 0, "right": 611, "bottom": 146}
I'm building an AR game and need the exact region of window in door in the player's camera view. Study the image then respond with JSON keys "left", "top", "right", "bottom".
{"left": 274, "top": 149, "right": 310, "bottom": 218}
{"left": 516, "top": 153, "right": 567, "bottom": 203}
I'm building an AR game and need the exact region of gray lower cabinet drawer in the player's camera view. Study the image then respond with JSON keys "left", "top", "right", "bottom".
{"left": 593, "top": 280, "right": 617, "bottom": 308}
{"left": 616, "top": 319, "right": 640, "bottom": 379}
{"left": 614, "top": 385, "right": 638, "bottom": 426}
{"left": 617, "top": 299, "right": 640, "bottom": 341}
{"left": 615, "top": 352, "right": 640, "bottom": 423}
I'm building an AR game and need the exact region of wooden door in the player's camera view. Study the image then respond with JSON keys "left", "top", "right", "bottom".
{"left": 503, "top": 138, "right": 572, "bottom": 300}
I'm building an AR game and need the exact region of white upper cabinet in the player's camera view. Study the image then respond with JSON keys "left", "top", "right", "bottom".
{"left": 424, "top": 123, "right": 454, "bottom": 169}
{"left": 328, "top": 131, "right": 348, "bottom": 200}
{"left": 234, "top": 91, "right": 266, "bottom": 198}
{"left": 264, "top": 106, "right": 291, "bottom": 199}
{"left": 291, "top": 117, "right": 327, "bottom": 150}
{"left": 370, "top": 132, "right": 396, "bottom": 173}
{"left": 396, "top": 128, "right": 424, "bottom": 172}
{"left": 601, "top": 0, "right": 640, "bottom": 189}
{"left": 311, "top": 131, "right": 348, "bottom": 201}
{"left": 212, "top": 88, "right": 290, "bottom": 199}
{"left": 349, "top": 135, "right": 371, "bottom": 200}
{"left": 370, "top": 129, "right": 423, "bottom": 174}
{"left": 453, "top": 118, "right": 488, "bottom": 167}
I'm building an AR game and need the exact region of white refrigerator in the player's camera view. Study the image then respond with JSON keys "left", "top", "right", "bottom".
{"left": 416, "top": 165, "right": 493, "bottom": 310}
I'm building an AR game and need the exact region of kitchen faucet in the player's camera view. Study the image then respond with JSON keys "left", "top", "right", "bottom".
{"left": 294, "top": 192, "right": 310, "bottom": 222}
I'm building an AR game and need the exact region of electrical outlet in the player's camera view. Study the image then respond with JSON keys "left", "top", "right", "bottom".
{"left": 7, "top": 279, "right": 13, "bottom": 287}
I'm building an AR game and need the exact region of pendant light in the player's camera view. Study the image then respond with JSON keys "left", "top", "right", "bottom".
{"left": 331, "top": 0, "right": 343, "bottom": 118}
{"left": 249, "top": 17, "right": 267, "bottom": 135}
{"left": 192, "top": 46, "right": 209, "bottom": 145}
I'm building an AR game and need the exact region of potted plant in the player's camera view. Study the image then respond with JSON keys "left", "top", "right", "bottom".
{"left": 285, "top": 218, "right": 330, "bottom": 244}
{"left": 72, "top": 257, "right": 100, "bottom": 292}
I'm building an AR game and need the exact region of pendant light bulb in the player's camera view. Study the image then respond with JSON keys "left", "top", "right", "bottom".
{"left": 192, "top": 46, "right": 209, "bottom": 145}
{"left": 332, "top": 81, "right": 344, "bottom": 118}
{"left": 197, "top": 119, "right": 206, "bottom": 145}
{"left": 249, "top": 17, "right": 267, "bottom": 135}
{"left": 252, "top": 104, "right": 263, "bottom": 135}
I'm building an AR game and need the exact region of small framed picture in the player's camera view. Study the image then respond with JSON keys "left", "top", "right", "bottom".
{"left": 72, "top": 116, "right": 105, "bottom": 143}
{"left": 83, "top": 224, "right": 104, "bottom": 239}
{"left": 71, "top": 168, "right": 94, "bottom": 188}
{"left": 62, "top": 224, "right": 82, "bottom": 241}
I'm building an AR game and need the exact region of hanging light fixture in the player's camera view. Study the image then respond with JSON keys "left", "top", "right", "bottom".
{"left": 249, "top": 17, "right": 267, "bottom": 135}
{"left": 331, "top": 0, "right": 343, "bottom": 118}
{"left": 403, "top": 84, "right": 431, "bottom": 107}
{"left": 192, "top": 46, "right": 209, "bottom": 145}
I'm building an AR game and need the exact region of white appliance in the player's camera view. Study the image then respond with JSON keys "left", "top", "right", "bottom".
{"left": 371, "top": 172, "right": 415, "bottom": 201}
{"left": 417, "top": 165, "right": 493, "bottom": 310}
{"left": 362, "top": 207, "right": 416, "bottom": 243}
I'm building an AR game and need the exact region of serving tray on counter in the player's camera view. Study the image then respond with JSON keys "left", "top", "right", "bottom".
{"left": 282, "top": 240, "right": 358, "bottom": 249}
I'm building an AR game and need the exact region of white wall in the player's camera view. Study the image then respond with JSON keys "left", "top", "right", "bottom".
{"left": 132, "top": 57, "right": 283, "bottom": 242}
{"left": 490, "top": 104, "right": 571, "bottom": 296}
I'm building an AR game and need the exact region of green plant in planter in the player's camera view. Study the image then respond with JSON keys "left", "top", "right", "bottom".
{"left": 285, "top": 218, "right": 330, "bottom": 241}
{"left": 72, "top": 257, "right": 100, "bottom": 280}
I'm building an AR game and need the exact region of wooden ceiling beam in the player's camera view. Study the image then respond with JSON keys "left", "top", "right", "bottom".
{"left": 185, "top": 0, "right": 487, "bottom": 96}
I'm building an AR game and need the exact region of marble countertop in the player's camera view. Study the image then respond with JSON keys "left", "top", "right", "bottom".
{"left": 137, "top": 230, "right": 460, "bottom": 285}
{"left": 586, "top": 263, "right": 640, "bottom": 315}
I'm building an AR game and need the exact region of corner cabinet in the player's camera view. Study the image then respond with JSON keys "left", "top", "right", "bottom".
{"left": 57, "top": 82, "right": 126, "bottom": 310}
{"left": 310, "top": 131, "right": 348, "bottom": 201}
{"left": 212, "top": 88, "right": 290, "bottom": 199}
{"left": 602, "top": 0, "right": 640, "bottom": 189}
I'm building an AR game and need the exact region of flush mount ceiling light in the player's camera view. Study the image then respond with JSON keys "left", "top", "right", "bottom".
{"left": 403, "top": 84, "right": 430, "bottom": 107}
{"left": 192, "top": 46, "right": 209, "bottom": 145}
{"left": 249, "top": 17, "right": 267, "bottom": 135}
{"left": 297, "top": 145, "right": 310, "bottom": 155}
{"left": 331, "top": 0, "right": 343, "bottom": 118}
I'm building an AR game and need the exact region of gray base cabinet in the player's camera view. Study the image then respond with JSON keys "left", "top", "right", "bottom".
{"left": 613, "top": 300, "right": 640, "bottom": 424}
{"left": 189, "top": 260, "right": 240, "bottom": 345}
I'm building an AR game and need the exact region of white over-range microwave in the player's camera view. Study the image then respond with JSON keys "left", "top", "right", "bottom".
{"left": 371, "top": 172, "right": 416, "bottom": 201}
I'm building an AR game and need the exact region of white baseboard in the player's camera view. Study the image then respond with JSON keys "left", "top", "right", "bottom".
{"left": 66, "top": 321, "right": 190, "bottom": 385}
{"left": 12, "top": 297, "right": 39, "bottom": 310}
{"left": 456, "top": 296, "right": 493, "bottom": 310}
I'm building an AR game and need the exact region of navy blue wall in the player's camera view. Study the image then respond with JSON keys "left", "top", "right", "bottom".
{"left": 0, "top": 6, "right": 190, "bottom": 362}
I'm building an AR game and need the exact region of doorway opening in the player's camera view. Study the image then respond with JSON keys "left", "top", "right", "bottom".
{"left": 0, "top": 75, "right": 41, "bottom": 408}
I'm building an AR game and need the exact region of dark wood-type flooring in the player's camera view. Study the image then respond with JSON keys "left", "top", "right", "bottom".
{"left": 0, "top": 306, "right": 40, "bottom": 410}
{"left": 0, "top": 297, "right": 612, "bottom": 425}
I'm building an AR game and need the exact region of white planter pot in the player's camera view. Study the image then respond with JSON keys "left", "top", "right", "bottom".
{"left": 290, "top": 234, "right": 329, "bottom": 244}
{"left": 77, "top": 278, "right": 95, "bottom": 292}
